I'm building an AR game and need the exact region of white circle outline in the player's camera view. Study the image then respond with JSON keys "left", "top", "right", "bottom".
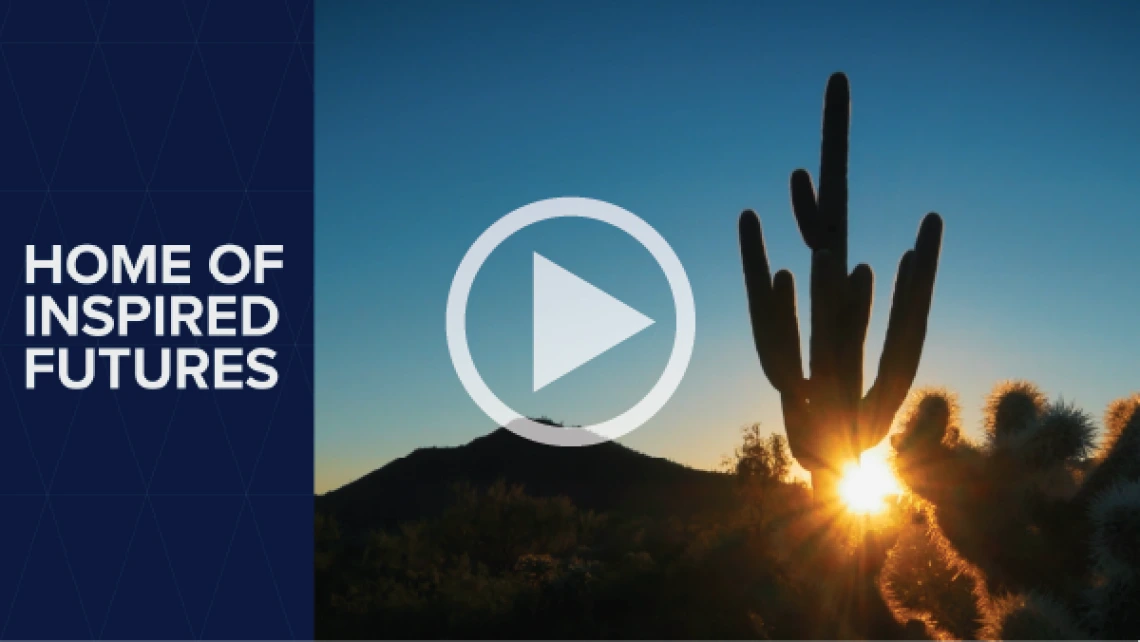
{"left": 446, "top": 196, "right": 696, "bottom": 447}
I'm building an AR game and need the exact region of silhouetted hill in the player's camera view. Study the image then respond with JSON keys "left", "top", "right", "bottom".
{"left": 317, "top": 426, "right": 736, "bottom": 532}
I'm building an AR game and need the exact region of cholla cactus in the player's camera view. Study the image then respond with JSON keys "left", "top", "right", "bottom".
{"left": 1086, "top": 479, "right": 1140, "bottom": 639}
{"left": 1011, "top": 400, "right": 1096, "bottom": 470}
{"left": 983, "top": 380, "right": 1048, "bottom": 445}
{"left": 739, "top": 72, "right": 943, "bottom": 502}
{"left": 979, "top": 592, "right": 1088, "bottom": 641}
{"left": 1090, "top": 480, "right": 1140, "bottom": 573}
{"left": 891, "top": 383, "right": 1140, "bottom": 639}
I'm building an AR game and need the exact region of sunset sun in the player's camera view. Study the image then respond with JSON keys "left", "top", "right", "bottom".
{"left": 838, "top": 452, "right": 902, "bottom": 514}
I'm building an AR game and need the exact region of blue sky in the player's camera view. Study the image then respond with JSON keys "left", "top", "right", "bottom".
{"left": 315, "top": 0, "right": 1140, "bottom": 493}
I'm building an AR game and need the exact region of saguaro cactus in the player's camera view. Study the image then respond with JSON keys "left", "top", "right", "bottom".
{"left": 738, "top": 72, "right": 944, "bottom": 501}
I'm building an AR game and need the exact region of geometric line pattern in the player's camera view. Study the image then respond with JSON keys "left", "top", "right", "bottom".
{"left": 0, "top": 0, "right": 313, "bottom": 638}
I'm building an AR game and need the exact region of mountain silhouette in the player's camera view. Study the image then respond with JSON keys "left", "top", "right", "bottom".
{"left": 317, "top": 425, "right": 737, "bottom": 532}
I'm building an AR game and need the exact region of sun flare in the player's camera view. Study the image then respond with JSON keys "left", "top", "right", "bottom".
{"left": 838, "top": 451, "right": 902, "bottom": 514}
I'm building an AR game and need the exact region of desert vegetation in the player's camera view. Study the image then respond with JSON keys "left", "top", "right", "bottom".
{"left": 888, "top": 384, "right": 1140, "bottom": 639}
{"left": 316, "top": 388, "right": 1140, "bottom": 639}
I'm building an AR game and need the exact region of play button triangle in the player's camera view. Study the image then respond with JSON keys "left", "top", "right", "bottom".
{"left": 533, "top": 253, "right": 655, "bottom": 392}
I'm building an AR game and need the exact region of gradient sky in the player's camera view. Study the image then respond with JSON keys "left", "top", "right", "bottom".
{"left": 315, "top": 0, "right": 1140, "bottom": 493}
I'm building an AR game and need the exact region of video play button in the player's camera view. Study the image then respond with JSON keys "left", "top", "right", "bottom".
{"left": 446, "top": 196, "right": 695, "bottom": 447}
{"left": 532, "top": 253, "right": 654, "bottom": 392}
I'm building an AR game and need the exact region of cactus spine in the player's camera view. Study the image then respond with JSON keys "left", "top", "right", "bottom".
{"left": 738, "top": 72, "right": 944, "bottom": 501}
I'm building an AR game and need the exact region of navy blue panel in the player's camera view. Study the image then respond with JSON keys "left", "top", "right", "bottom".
{"left": 0, "top": 0, "right": 314, "bottom": 638}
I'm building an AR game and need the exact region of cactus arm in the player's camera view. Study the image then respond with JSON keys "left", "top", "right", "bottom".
{"left": 791, "top": 72, "right": 851, "bottom": 268}
{"left": 859, "top": 250, "right": 916, "bottom": 438}
{"left": 1075, "top": 398, "right": 1140, "bottom": 507}
{"left": 860, "top": 214, "right": 943, "bottom": 443}
{"left": 896, "top": 214, "right": 943, "bottom": 378}
{"left": 739, "top": 210, "right": 803, "bottom": 393}
{"left": 771, "top": 269, "right": 805, "bottom": 394}
{"left": 790, "top": 169, "right": 822, "bottom": 250}
{"left": 842, "top": 264, "right": 874, "bottom": 399}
